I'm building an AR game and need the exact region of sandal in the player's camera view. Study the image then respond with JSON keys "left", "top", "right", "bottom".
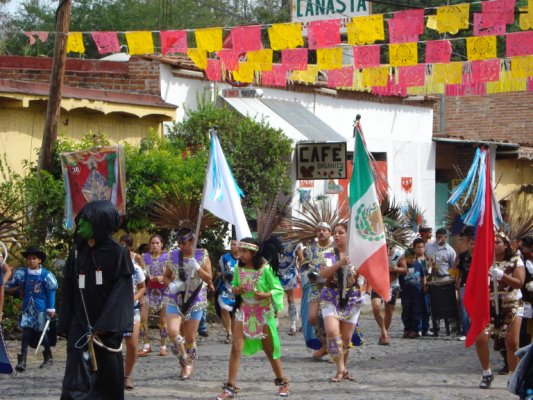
{"left": 378, "top": 337, "right": 390, "bottom": 346}
{"left": 224, "top": 334, "right": 233, "bottom": 344}
{"left": 329, "top": 371, "right": 345, "bottom": 383}
{"left": 288, "top": 327, "right": 296, "bottom": 336}
{"left": 137, "top": 343, "right": 152, "bottom": 357}
{"left": 342, "top": 370, "right": 355, "bottom": 381}
{"left": 312, "top": 347, "right": 328, "bottom": 360}
{"left": 181, "top": 364, "right": 193, "bottom": 380}
{"left": 216, "top": 382, "right": 239, "bottom": 400}
{"left": 124, "top": 376, "right": 134, "bottom": 390}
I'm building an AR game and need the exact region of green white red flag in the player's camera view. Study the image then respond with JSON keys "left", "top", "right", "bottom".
{"left": 348, "top": 128, "right": 390, "bottom": 301}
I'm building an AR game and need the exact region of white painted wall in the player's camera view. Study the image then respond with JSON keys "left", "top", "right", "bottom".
{"left": 159, "top": 64, "right": 436, "bottom": 227}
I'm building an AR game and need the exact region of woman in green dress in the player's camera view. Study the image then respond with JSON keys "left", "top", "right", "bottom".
{"left": 216, "top": 238, "right": 289, "bottom": 399}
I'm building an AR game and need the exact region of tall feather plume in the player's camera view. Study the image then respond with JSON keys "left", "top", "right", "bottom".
{"left": 380, "top": 196, "right": 416, "bottom": 249}
{"left": 256, "top": 192, "right": 292, "bottom": 242}
{"left": 149, "top": 184, "right": 219, "bottom": 232}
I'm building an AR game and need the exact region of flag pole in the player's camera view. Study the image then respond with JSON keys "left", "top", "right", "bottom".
{"left": 192, "top": 127, "right": 216, "bottom": 251}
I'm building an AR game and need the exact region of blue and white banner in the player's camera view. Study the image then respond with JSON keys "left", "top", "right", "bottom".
{"left": 203, "top": 132, "right": 251, "bottom": 241}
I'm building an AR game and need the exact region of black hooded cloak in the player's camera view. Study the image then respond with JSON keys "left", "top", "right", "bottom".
{"left": 60, "top": 200, "right": 134, "bottom": 400}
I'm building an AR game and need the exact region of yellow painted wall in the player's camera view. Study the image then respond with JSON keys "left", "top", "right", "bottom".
{"left": 0, "top": 105, "right": 165, "bottom": 176}
{"left": 495, "top": 158, "right": 533, "bottom": 217}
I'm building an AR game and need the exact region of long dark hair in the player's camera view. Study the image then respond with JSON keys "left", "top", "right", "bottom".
{"left": 238, "top": 237, "right": 263, "bottom": 270}
{"left": 500, "top": 236, "right": 514, "bottom": 261}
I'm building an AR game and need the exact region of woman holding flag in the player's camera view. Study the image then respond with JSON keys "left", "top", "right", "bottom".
{"left": 319, "top": 222, "right": 368, "bottom": 382}
{"left": 475, "top": 231, "right": 525, "bottom": 389}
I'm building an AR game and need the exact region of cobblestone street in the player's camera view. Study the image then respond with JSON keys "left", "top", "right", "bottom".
{"left": 0, "top": 303, "right": 513, "bottom": 399}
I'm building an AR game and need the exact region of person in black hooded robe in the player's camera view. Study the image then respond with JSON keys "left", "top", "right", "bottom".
{"left": 60, "top": 200, "right": 134, "bottom": 400}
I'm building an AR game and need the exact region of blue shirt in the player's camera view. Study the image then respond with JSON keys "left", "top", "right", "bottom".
{"left": 399, "top": 260, "right": 425, "bottom": 297}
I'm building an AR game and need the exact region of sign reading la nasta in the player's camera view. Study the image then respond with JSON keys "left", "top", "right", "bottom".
{"left": 296, "top": 142, "right": 347, "bottom": 180}
{"left": 291, "top": 0, "right": 370, "bottom": 24}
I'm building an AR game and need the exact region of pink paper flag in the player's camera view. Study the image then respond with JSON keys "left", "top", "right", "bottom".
{"left": 388, "top": 19, "right": 420, "bottom": 44}
{"left": 506, "top": 31, "right": 533, "bottom": 57}
{"left": 471, "top": 59, "right": 501, "bottom": 83}
{"left": 281, "top": 48, "right": 308, "bottom": 71}
{"left": 388, "top": 9, "right": 424, "bottom": 43}
{"left": 307, "top": 19, "right": 341, "bottom": 50}
{"left": 474, "top": 13, "right": 505, "bottom": 37}
{"left": 398, "top": 64, "right": 426, "bottom": 87}
{"left": 160, "top": 30, "right": 188, "bottom": 55}
{"left": 481, "top": 0, "right": 516, "bottom": 28}
{"left": 425, "top": 40, "right": 452, "bottom": 64}
{"left": 372, "top": 79, "right": 407, "bottom": 97}
{"left": 231, "top": 25, "right": 262, "bottom": 53}
{"left": 394, "top": 9, "right": 425, "bottom": 34}
{"left": 353, "top": 45, "right": 380, "bottom": 68}
{"left": 91, "top": 32, "right": 120, "bottom": 55}
{"left": 461, "top": 73, "right": 488, "bottom": 95}
{"left": 24, "top": 31, "right": 49, "bottom": 45}
{"left": 327, "top": 67, "right": 354, "bottom": 88}
{"left": 217, "top": 49, "right": 240, "bottom": 71}
{"left": 206, "top": 59, "right": 222, "bottom": 81}
{"left": 528, "top": 77, "right": 533, "bottom": 92}
{"left": 261, "top": 65, "right": 287, "bottom": 87}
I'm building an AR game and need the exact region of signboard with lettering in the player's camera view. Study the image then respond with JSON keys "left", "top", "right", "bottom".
{"left": 291, "top": 0, "right": 370, "bottom": 26}
{"left": 296, "top": 142, "right": 347, "bottom": 180}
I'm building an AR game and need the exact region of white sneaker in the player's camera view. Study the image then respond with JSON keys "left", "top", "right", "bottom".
{"left": 457, "top": 336, "right": 466, "bottom": 341}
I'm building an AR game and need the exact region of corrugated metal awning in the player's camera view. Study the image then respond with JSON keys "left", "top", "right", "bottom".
{"left": 220, "top": 96, "right": 346, "bottom": 143}
{"left": 432, "top": 136, "right": 520, "bottom": 148}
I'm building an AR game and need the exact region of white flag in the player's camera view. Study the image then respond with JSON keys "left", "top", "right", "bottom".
{"left": 202, "top": 132, "right": 252, "bottom": 241}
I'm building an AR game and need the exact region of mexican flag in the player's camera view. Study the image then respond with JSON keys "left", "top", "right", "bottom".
{"left": 348, "top": 129, "right": 390, "bottom": 301}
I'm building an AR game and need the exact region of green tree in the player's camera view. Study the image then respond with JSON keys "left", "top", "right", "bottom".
{"left": 167, "top": 99, "right": 293, "bottom": 212}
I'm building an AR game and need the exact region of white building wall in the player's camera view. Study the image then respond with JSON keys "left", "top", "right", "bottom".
{"left": 159, "top": 64, "right": 436, "bottom": 228}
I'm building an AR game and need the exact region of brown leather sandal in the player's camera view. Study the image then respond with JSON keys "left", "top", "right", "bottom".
{"left": 124, "top": 376, "right": 134, "bottom": 390}
{"left": 342, "top": 370, "right": 355, "bottom": 381}
{"left": 329, "top": 371, "right": 345, "bottom": 383}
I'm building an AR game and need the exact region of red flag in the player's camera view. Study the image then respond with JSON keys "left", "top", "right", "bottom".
{"left": 464, "top": 149, "right": 494, "bottom": 347}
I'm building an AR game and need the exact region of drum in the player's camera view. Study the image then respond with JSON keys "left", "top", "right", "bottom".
{"left": 427, "top": 281, "right": 459, "bottom": 336}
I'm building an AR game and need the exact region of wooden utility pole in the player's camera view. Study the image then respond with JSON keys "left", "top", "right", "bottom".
{"left": 38, "top": 0, "right": 71, "bottom": 173}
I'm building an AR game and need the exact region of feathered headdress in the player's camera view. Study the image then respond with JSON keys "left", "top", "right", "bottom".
{"left": 380, "top": 196, "right": 417, "bottom": 249}
{"left": 149, "top": 184, "right": 219, "bottom": 232}
{"left": 283, "top": 199, "right": 348, "bottom": 246}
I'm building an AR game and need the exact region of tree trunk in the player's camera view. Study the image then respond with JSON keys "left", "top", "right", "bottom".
{"left": 38, "top": 0, "right": 71, "bottom": 173}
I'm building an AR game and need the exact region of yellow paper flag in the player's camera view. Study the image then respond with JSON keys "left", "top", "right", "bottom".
{"left": 519, "top": 4, "right": 533, "bottom": 30}
{"left": 511, "top": 56, "right": 533, "bottom": 79}
{"left": 247, "top": 49, "right": 273, "bottom": 71}
{"left": 268, "top": 23, "right": 303, "bottom": 50}
{"left": 290, "top": 65, "right": 318, "bottom": 84}
{"left": 67, "top": 32, "right": 85, "bottom": 54}
{"left": 466, "top": 36, "right": 497, "bottom": 61}
{"left": 195, "top": 27, "right": 223, "bottom": 52}
{"left": 435, "top": 4, "right": 470, "bottom": 34}
{"left": 389, "top": 43, "right": 418, "bottom": 67}
{"left": 347, "top": 15, "right": 384, "bottom": 45}
{"left": 187, "top": 49, "right": 208, "bottom": 69}
{"left": 426, "top": 15, "right": 438, "bottom": 31}
{"left": 316, "top": 48, "right": 343, "bottom": 70}
{"left": 233, "top": 62, "right": 255, "bottom": 83}
{"left": 432, "top": 62, "right": 463, "bottom": 84}
{"left": 487, "top": 71, "right": 527, "bottom": 94}
{"left": 362, "top": 67, "right": 389, "bottom": 87}
{"left": 126, "top": 31, "right": 154, "bottom": 55}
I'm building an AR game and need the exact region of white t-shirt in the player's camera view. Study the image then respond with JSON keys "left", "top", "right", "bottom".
{"left": 132, "top": 262, "right": 146, "bottom": 308}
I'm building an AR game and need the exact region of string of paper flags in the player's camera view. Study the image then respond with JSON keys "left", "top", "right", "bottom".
{"left": 21, "top": 0, "right": 533, "bottom": 96}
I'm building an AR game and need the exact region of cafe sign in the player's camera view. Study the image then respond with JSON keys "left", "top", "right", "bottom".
{"left": 296, "top": 142, "right": 347, "bottom": 180}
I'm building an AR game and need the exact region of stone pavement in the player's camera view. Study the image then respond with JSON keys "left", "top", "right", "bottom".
{"left": 0, "top": 304, "right": 513, "bottom": 399}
